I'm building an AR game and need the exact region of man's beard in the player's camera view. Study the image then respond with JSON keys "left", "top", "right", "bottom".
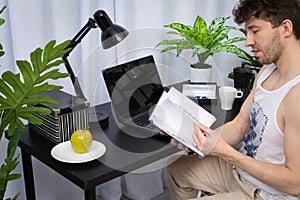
{"left": 259, "top": 30, "right": 282, "bottom": 65}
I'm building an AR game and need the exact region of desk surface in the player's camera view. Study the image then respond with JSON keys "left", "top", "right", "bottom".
{"left": 19, "top": 102, "right": 178, "bottom": 190}
{"left": 18, "top": 97, "right": 241, "bottom": 191}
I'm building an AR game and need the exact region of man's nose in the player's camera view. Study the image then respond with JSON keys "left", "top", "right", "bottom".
{"left": 245, "top": 35, "right": 255, "bottom": 47}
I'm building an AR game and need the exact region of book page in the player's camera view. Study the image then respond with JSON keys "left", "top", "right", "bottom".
{"left": 168, "top": 87, "right": 216, "bottom": 127}
{"left": 149, "top": 87, "right": 217, "bottom": 157}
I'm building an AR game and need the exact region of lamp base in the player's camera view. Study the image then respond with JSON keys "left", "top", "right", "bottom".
{"left": 89, "top": 108, "right": 109, "bottom": 128}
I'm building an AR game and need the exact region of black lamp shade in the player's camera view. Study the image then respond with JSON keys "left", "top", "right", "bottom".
{"left": 101, "top": 25, "right": 129, "bottom": 49}
{"left": 93, "top": 10, "right": 129, "bottom": 49}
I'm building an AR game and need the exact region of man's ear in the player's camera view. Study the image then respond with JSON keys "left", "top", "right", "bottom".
{"left": 281, "top": 19, "right": 293, "bottom": 37}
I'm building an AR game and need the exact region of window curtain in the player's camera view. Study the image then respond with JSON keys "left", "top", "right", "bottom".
{"left": 0, "top": 0, "right": 243, "bottom": 199}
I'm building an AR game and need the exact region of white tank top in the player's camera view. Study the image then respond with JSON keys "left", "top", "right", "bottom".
{"left": 236, "top": 64, "right": 300, "bottom": 199}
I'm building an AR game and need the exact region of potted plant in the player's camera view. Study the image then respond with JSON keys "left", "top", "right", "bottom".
{"left": 0, "top": 6, "right": 71, "bottom": 199}
{"left": 156, "top": 15, "right": 252, "bottom": 82}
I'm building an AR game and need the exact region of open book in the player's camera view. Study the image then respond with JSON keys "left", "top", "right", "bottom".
{"left": 149, "top": 87, "right": 217, "bottom": 157}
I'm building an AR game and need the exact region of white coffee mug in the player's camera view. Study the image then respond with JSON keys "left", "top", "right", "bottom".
{"left": 219, "top": 86, "right": 243, "bottom": 110}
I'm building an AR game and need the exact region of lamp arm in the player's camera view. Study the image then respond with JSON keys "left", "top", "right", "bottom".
{"left": 62, "top": 18, "right": 97, "bottom": 100}
{"left": 62, "top": 57, "right": 86, "bottom": 100}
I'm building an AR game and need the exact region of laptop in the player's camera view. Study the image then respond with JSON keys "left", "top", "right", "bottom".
{"left": 102, "top": 55, "right": 165, "bottom": 138}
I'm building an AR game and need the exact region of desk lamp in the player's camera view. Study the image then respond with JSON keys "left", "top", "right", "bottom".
{"left": 62, "top": 10, "right": 129, "bottom": 127}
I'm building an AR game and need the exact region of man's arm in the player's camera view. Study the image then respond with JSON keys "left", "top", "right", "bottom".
{"left": 214, "top": 89, "right": 253, "bottom": 146}
{"left": 194, "top": 73, "right": 300, "bottom": 196}
{"left": 278, "top": 83, "right": 300, "bottom": 195}
{"left": 212, "top": 65, "right": 268, "bottom": 146}
{"left": 218, "top": 83, "right": 300, "bottom": 196}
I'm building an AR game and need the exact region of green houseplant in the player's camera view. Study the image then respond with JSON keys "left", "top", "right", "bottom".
{"left": 156, "top": 15, "right": 254, "bottom": 82}
{"left": 0, "top": 39, "right": 70, "bottom": 200}
{"left": 0, "top": 41, "right": 70, "bottom": 200}
{"left": 0, "top": 6, "right": 70, "bottom": 199}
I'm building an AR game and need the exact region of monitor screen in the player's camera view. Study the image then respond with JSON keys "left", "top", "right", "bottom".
{"left": 102, "top": 55, "right": 164, "bottom": 121}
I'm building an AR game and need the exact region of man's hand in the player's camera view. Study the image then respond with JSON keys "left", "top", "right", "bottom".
{"left": 192, "top": 123, "right": 222, "bottom": 156}
{"left": 159, "top": 131, "right": 192, "bottom": 153}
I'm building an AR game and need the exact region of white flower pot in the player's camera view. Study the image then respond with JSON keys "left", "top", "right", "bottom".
{"left": 189, "top": 64, "right": 212, "bottom": 83}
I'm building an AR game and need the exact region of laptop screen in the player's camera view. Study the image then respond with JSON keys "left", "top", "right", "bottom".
{"left": 102, "top": 55, "right": 164, "bottom": 122}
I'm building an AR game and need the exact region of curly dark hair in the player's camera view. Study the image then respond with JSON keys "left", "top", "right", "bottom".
{"left": 232, "top": 0, "right": 300, "bottom": 39}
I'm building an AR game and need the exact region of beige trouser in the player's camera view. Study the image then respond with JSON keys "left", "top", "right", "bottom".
{"left": 167, "top": 155, "right": 263, "bottom": 200}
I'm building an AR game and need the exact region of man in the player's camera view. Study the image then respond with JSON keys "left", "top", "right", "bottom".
{"left": 167, "top": 0, "right": 300, "bottom": 199}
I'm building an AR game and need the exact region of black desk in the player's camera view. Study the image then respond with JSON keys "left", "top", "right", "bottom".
{"left": 17, "top": 99, "right": 241, "bottom": 200}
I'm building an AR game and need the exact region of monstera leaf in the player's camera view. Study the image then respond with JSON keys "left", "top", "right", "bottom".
{"left": 0, "top": 40, "right": 70, "bottom": 200}
{"left": 0, "top": 40, "right": 70, "bottom": 137}
{"left": 0, "top": 131, "right": 21, "bottom": 200}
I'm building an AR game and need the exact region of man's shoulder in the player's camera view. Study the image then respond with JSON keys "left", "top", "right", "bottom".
{"left": 286, "top": 82, "right": 300, "bottom": 98}
{"left": 282, "top": 82, "right": 300, "bottom": 112}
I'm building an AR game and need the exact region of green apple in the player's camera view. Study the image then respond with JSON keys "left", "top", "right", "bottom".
{"left": 70, "top": 129, "right": 93, "bottom": 154}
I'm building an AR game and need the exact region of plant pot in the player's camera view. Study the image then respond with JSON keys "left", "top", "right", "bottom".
{"left": 190, "top": 63, "right": 212, "bottom": 83}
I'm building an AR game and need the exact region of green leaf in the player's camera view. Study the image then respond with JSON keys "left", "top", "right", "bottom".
{"left": 206, "top": 27, "right": 231, "bottom": 49}
{"left": 208, "top": 16, "right": 230, "bottom": 34}
{"left": 30, "top": 47, "right": 43, "bottom": 75}
{"left": 43, "top": 40, "right": 56, "bottom": 64}
{"left": 160, "top": 46, "right": 178, "bottom": 53}
{"left": 239, "top": 28, "right": 247, "bottom": 35}
{"left": 0, "top": 42, "right": 4, "bottom": 57}
{"left": 166, "top": 23, "right": 192, "bottom": 34}
{"left": 165, "top": 31, "right": 181, "bottom": 35}
{"left": 0, "top": 40, "right": 70, "bottom": 137}
{"left": 193, "top": 15, "right": 207, "bottom": 35}
{"left": 156, "top": 39, "right": 188, "bottom": 47}
{"left": 7, "top": 131, "right": 20, "bottom": 159}
{"left": 43, "top": 60, "right": 65, "bottom": 71}
{"left": 2, "top": 71, "right": 26, "bottom": 98}
{"left": 228, "top": 71, "right": 234, "bottom": 79}
{"left": 0, "top": 73, "right": 19, "bottom": 104}
{"left": 38, "top": 68, "right": 69, "bottom": 83}
{"left": 8, "top": 174, "right": 21, "bottom": 181}
{"left": 17, "top": 106, "right": 51, "bottom": 115}
{"left": 11, "top": 192, "right": 21, "bottom": 200}
{"left": 0, "top": 130, "right": 20, "bottom": 200}
{"left": 17, "top": 60, "right": 34, "bottom": 85}
{"left": 0, "top": 110, "right": 15, "bottom": 135}
{"left": 223, "top": 37, "right": 246, "bottom": 45}
{"left": 0, "top": 18, "right": 4, "bottom": 26}
{"left": 0, "top": 6, "right": 6, "bottom": 14}
{"left": 22, "top": 95, "right": 58, "bottom": 105}
{"left": 44, "top": 40, "right": 71, "bottom": 63}
{"left": 27, "top": 82, "right": 63, "bottom": 96}
{"left": 157, "top": 39, "right": 194, "bottom": 57}
{"left": 8, "top": 119, "right": 25, "bottom": 135}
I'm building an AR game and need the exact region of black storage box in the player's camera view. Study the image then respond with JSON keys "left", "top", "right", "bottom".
{"left": 28, "top": 90, "right": 90, "bottom": 143}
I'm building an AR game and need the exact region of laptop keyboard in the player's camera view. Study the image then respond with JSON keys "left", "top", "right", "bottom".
{"left": 130, "top": 113, "right": 171, "bottom": 139}
{"left": 133, "top": 114, "right": 150, "bottom": 127}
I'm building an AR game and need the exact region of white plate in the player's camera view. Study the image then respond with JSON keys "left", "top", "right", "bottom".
{"left": 51, "top": 140, "right": 106, "bottom": 163}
